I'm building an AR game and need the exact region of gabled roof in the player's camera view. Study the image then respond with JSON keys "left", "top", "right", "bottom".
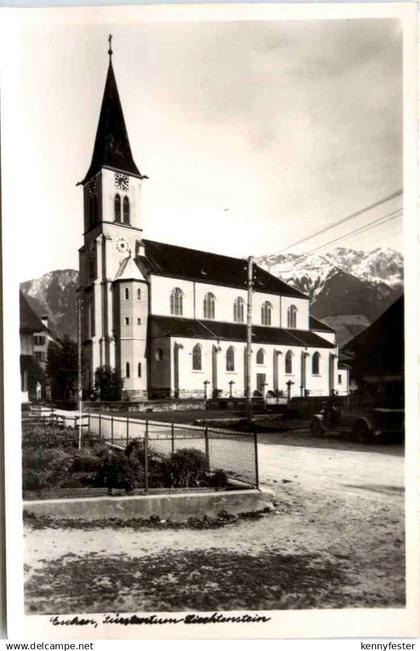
{"left": 141, "top": 240, "right": 306, "bottom": 299}
{"left": 342, "top": 295, "right": 404, "bottom": 376}
{"left": 150, "top": 315, "right": 335, "bottom": 348}
{"left": 309, "top": 316, "right": 335, "bottom": 333}
{"left": 19, "top": 292, "right": 45, "bottom": 333}
{"left": 114, "top": 255, "right": 146, "bottom": 282}
{"left": 80, "top": 62, "right": 143, "bottom": 184}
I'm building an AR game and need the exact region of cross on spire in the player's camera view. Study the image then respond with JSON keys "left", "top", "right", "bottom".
{"left": 108, "top": 34, "right": 113, "bottom": 63}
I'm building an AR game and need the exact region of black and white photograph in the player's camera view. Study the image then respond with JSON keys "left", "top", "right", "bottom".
{"left": 1, "top": 2, "right": 418, "bottom": 640}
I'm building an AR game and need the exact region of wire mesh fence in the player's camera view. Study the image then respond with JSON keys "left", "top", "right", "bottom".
{"left": 86, "top": 413, "right": 258, "bottom": 489}
{"left": 22, "top": 409, "right": 259, "bottom": 490}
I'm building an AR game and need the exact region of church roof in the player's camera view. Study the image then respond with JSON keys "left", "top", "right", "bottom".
{"left": 114, "top": 255, "right": 146, "bottom": 282}
{"left": 149, "top": 315, "right": 335, "bottom": 348}
{"left": 309, "top": 316, "right": 335, "bottom": 333}
{"left": 80, "top": 61, "right": 142, "bottom": 184}
{"left": 140, "top": 240, "right": 306, "bottom": 299}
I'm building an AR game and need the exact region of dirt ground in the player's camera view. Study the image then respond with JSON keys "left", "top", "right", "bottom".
{"left": 23, "top": 429, "right": 404, "bottom": 614}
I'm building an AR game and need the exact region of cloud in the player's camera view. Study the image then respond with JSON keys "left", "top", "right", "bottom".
{"left": 10, "top": 17, "right": 403, "bottom": 280}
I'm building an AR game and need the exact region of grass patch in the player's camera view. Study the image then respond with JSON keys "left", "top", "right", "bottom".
{"left": 23, "top": 510, "right": 268, "bottom": 531}
{"left": 26, "top": 549, "right": 346, "bottom": 614}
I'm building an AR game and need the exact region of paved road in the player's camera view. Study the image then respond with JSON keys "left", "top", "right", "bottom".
{"left": 257, "top": 431, "right": 404, "bottom": 499}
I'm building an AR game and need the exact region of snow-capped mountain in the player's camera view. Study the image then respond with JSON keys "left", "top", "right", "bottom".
{"left": 257, "top": 247, "right": 403, "bottom": 299}
{"left": 257, "top": 247, "right": 403, "bottom": 345}
{"left": 20, "top": 269, "right": 79, "bottom": 340}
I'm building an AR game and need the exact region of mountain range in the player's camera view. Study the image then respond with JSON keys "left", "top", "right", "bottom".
{"left": 20, "top": 269, "right": 79, "bottom": 341}
{"left": 257, "top": 247, "right": 403, "bottom": 344}
{"left": 20, "top": 247, "right": 403, "bottom": 347}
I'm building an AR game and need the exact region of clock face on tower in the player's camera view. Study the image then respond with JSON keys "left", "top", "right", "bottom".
{"left": 114, "top": 173, "right": 129, "bottom": 192}
{"left": 115, "top": 236, "right": 130, "bottom": 255}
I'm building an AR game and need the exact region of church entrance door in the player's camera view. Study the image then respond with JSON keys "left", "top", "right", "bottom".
{"left": 256, "top": 373, "right": 266, "bottom": 395}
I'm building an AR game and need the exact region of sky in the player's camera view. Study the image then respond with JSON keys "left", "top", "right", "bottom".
{"left": 3, "top": 12, "right": 403, "bottom": 281}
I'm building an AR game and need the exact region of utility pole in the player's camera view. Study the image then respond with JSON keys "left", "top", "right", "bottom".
{"left": 77, "top": 289, "right": 83, "bottom": 450}
{"left": 246, "top": 256, "right": 253, "bottom": 423}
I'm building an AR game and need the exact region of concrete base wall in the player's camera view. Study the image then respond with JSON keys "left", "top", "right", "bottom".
{"left": 23, "top": 488, "right": 274, "bottom": 522}
{"left": 122, "top": 389, "right": 149, "bottom": 401}
{"left": 83, "top": 398, "right": 206, "bottom": 413}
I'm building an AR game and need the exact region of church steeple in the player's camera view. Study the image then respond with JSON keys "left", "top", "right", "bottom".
{"left": 80, "top": 36, "right": 143, "bottom": 184}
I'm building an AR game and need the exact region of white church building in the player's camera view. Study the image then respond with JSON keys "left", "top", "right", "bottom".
{"left": 79, "top": 43, "right": 349, "bottom": 401}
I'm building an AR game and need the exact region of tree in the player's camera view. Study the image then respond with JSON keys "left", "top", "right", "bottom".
{"left": 47, "top": 337, "right": 78, "bottom": 401}
{"left": 94, "top": 365, "right": 124, "bottom": 401}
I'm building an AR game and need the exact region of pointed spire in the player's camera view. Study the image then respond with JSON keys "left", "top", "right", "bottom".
{"left": 80, "top": 37, "right": 143, "bottom": 184}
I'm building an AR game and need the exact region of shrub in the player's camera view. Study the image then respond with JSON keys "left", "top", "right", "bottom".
{"left": 72, "top": 452, "right": 103, "bottom": 472}
{"left": 59, "top": 472, "right": 98, "bottom": 488}
{"left": 124, "top": 439, "right": 173, "bottom": 488}
{"left": 209, "top": 468, "right": 228, "bottom": 489}
{"left": 168, "top": 448, "right": 209, "bottom": 488}
{"left": 22, "top": 424, "right": 78, "bottom": 451}
{"left": 125, "top": 439, "right": 146, "bottom": 463}
{"left": 23, "top": 447, "right": 74, "bottom": 491}
{"left": 95, "top": 450, "right": 144, "bottom": 491}
{"left": 148, "top": 457, "right": 173, "bottom": 488}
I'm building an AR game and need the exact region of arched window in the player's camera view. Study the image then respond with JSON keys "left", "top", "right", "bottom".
{"left": 170, "top": 288, "right": 183, "bottom": 316}
{"left": 226, "top": 346, "right": 235, "bottom": 371}
{"left": 192, "top": 343, "right": 202, "bottom": 371}
{"left": 285, "top": 350, "right": 293, "bottom": 374}
{"left": 233, "top": 297, "right": 245, "bottom": 323}
{"left": 125, "top": 288, "right": 129, "bottom": 300}
{"left": 137, "top": 363, "right": 142, "bottom": 378}
{"left": 123, "top": 196, "right": 130, "bottom": 224}
{"left": 312, "top": 352, "right": 320, "bottom": 375}
{"left": 261, "top": 301, "right": 272, "bottom": 326}
{"left": 256, "top": 348, "right": 265, "bottom": 365}
{"left": 126, "top": 362, "right": 130, "bottom": 378}
{"left": 287, "top": 305, "right": 298, "bottom": 329}
{"left": 114, "top": 194, "right": 121, "bottom": 222}
{"left": 137, "top": 288, "right": 141, "bottom": 300}
{"left": 203, "top": 292, "right": 216, "bottom": 320}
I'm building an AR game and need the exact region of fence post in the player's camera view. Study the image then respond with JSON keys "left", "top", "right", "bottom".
{"left": 144, "top": 417, "right": 149, "bottom": 494}
{"left": 111, "top": 415, "right": 114, "bottom": 444}
{"left": 171, "top": 419, "right": 175, "bottom": 455}
{"left": 204, "top": 426, "right": 209, "bottom": 467}
{"left": 126, "top": 416, "right": 129, "bottom": 446}
{"left": 99, "top": 413, "right": 102, "bottom": 439}
{"left": 254, "top": 431, "right": 259, "bottom": 490}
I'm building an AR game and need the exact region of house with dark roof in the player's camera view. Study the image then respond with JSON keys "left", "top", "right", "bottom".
{"left": 78, "top": 43, "right": 349, "bottom": 400}
{"left": 20, "top": 293, "right": 61, "bottom": 401}
{"left": 341, "top": 296, "right": 403, "bottom": 406}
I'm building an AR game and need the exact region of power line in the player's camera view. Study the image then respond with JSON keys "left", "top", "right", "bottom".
{"left": 299, "top": 209, "right": 402, "bottom": 258}
{"left": 274, "top": 189, "right": 403, "bottom": 254}
{"left": 275, "top": 208, "right": 402, "bottom": 274}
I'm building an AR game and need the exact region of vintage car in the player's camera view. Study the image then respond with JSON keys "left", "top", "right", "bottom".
{"left": 310, "top": 396, "right": 404, "bottom": 443}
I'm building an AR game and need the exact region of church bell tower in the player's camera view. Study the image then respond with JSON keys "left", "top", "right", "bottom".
{"left": 78, "top": 37, "right": 149, "bottom": 399}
